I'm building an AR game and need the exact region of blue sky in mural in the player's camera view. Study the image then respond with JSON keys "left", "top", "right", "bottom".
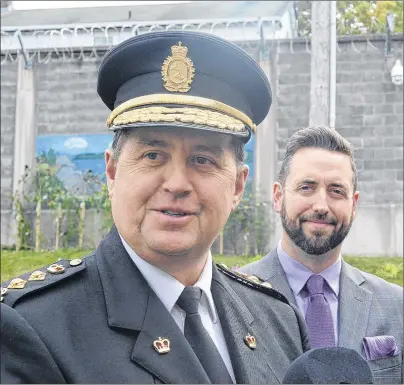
{"left": 36, "top": 134, "right": 113, "bottom": 156}
{"left": 36, "top": 133, "right": 114, "bottom": 176}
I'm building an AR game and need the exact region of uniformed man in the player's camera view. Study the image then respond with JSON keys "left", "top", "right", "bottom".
{"left": 1, "top": 31, "right": 310, "bottom": 384}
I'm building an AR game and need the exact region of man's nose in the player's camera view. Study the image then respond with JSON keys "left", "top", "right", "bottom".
{"left": 311, "top": 188, "right": 330, "bottom": 214}
{"left": 162, "top": 163, "right": 193, "bottom": 198}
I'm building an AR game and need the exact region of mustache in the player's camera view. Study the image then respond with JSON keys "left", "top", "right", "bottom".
{"left": 299, "top": 213, "right": 338, "bottom": 226}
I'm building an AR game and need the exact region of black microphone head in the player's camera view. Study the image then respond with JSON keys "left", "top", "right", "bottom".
{"left": 282, "top": 347, "right": 374, "bottom": 384}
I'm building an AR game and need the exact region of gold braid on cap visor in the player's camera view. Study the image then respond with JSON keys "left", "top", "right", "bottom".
{"left": 106, "top": 94, "right": 256, "bottom": 134}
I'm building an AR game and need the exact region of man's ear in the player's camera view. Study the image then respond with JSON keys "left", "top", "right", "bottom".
{"left": 273, "top": 182, "right": 283, "bottom": 213}
{"left": 352, "top": 190, "right": 360, "bottom": 220}
{"left": 105, "top": 149, "right": 116, "bottom": 199}
{"left": 231, "top": 165, "right": 248, "bottom": 211}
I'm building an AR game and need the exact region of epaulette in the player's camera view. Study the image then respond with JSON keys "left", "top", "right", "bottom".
{"left": 216, "top": 263, "right": 290, "bottom": 305}
{"left": 1, "top": 257, "right": 87, "bottom": 307}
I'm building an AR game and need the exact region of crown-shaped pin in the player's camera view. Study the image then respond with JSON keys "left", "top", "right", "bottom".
{"left": 153, "top": 337, "right": 170, "bottom": 354}
{"left": 171, "top": 41, "right": 188, "bottom": 57}
{"left": 244, "top": 334, "right": 257, "bottom": 349}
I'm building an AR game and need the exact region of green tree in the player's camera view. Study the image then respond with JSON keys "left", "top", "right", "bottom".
{"left": 295, "top": 1, "right": 403, "bottom": 37}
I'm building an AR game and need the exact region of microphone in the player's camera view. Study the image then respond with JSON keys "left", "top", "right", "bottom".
{"left": 282, "top": 347, "right": 374, "bottom": 384}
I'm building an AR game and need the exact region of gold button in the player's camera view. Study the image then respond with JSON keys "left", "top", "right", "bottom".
{"left": 69, "top": 259, "right": 82, "bottom": 267}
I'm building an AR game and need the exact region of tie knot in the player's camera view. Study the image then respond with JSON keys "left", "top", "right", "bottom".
{"left": 177, "top": 286, "right": 202, "bottom": 315}
{"left": 306, "top": 274, "right": 325, "bottom": 295}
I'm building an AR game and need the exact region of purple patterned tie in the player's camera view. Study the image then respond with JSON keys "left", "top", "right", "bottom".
{"left": 305, "top": 274, "right": 336, "bottom": 348}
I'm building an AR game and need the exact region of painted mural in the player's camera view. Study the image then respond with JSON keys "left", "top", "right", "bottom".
{"left": 36, "top": 134, "right": 113, "bottom": 197}
{"left": 35, "top": 133, "right": 255, "bottom": 197}
{"left": 244, "top": 136, "right": 255, "bottom": 180}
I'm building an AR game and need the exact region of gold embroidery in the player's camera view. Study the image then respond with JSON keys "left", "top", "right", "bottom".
{"left": 106, "top": 94, "right": 256, "bottom": 133}
{"left": 112, "top": 106, "right": 246, "bottom": 133}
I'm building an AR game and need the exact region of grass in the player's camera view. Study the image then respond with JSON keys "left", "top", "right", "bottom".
{"left": 1, "top": 249, "right": 402, "bottom": 286}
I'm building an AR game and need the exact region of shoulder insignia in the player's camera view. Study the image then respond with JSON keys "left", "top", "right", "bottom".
{"left": 216, "top": 263, "right": 289, "bottom": 304}
{"left": 1, "top": 258, "right": 86, "bottom": 307}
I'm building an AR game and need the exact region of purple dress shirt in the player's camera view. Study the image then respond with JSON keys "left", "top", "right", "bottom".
{"left": 277, "top": 241, "right": 341, "bottom": 345}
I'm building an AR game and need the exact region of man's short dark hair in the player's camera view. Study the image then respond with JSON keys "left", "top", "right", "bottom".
{"left": 277, "top": 125, "right": 357, "bottom": 192}
{"left": 111, "top": 128, "right": 245, "bottom": 169}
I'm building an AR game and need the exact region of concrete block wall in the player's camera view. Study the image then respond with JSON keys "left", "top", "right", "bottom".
{"left": 1, "top": 63, "right": 18, "bottom": 210}
{"left": 275, "top": 38, "right": 403, "bottom": 205}
{"left": 36, "top": 58, "right": 109, "bottom": 135}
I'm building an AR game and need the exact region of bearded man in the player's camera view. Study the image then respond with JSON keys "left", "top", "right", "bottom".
{"left": 240, "top": 125, "right": 403, "bottom": 384}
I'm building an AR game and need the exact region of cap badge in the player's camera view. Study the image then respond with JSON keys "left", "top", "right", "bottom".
{"left": 244, "top": 334, "right": 257, "bottom": 350}
{"left": 162, "top": 41, "right": 195, "bottom": 93}
{"left": 153, "top": 337, "right": 171, "bottom": 354}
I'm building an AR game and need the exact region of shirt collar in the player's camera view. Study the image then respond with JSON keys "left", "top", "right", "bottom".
{"left": 277, "top": 240, "right": 342, "bottom": 296}
{"left": 119, "top": 233, "right": 218, "bottom": 323}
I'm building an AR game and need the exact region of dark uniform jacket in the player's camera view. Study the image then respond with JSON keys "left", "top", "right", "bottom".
{"left": 1, "top": 227, "right": 310, "bottom": 384}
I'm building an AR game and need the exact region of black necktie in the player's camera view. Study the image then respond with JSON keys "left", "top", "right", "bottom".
{"left": 177, "top": 286, "right": 233, "bottom": 384}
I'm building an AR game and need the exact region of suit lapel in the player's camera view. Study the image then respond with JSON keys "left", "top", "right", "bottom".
{"left": 338, "top": 262, "right": 373, "bottom": 350}
{"left": 96, "top": 226, "right": 210, "bottom": 384}
{"left": 212, "top": 267, "right": 283, "bottom": 384}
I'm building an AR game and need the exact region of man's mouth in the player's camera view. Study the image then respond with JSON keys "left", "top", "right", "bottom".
{"left": 161, "top": 210, "right": 189, "bottom": 217}
{"left": 307, "top": 220, "right": 332, "bottom": 224}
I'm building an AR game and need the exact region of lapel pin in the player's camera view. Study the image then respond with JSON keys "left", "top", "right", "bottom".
{"left": 47, "top": 264, "right": 65, "bottom": 274}
{"left": 28, "top": 270, "right": 46, "bottom": 281}
{"left": 244, "top": 334, "right": 257, "bottom": 350}
{"left": 153, "top": 337, "right": 170, "bottom": 354}
{"left": 7, "top": 278, "right": 27, "bottom": 289}
{"left": 1, "top": 287, "right": 8, "bottom": 296}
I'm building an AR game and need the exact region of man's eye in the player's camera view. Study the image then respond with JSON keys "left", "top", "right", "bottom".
{"left": 145, "top": 152, "right": 159, "bottom": 160}
{"left": 194, "top": 156, "right": 214, "bottom": 165}
{"left": 300, "top": 185, "right": 312, "bottom": 191}
{"left": 331, "top": 188, "right": 346, "bottom": 196}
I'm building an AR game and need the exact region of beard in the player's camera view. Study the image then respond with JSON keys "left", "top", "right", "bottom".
{"left": 280, "top": 202, "right": 353, "bottom": 256}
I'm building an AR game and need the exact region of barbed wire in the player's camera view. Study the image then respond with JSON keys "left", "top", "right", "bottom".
{"left": 1, "top": 18, "right": 402, "bottom": 65}
{"left": 0, "top": 18, "right": 282, "bottom": 65}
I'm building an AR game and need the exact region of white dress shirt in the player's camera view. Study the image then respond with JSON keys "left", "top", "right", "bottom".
{"left": 119, "top": 234, "right": 235, "bottom": 382}
{"left": 277, "top": 241, "right": 341, "bottom": 344}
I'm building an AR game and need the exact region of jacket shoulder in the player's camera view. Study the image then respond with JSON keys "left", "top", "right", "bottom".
{"left": 1, "top": 255, "right": 91, "bottom": 308}
{"left": 216, "top": 263, "right": 290, "bottom": 304}
{"left": 238, "top": 249, "right": 277, "bottom": 278}
{"left": 344, "top": 262, "right": 403, "bottom": 297}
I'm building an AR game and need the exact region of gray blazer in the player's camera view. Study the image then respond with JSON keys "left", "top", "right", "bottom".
{"left": 1, "top": 227, "right": 310, "bottom": 384}
{"left": 240, "top": 249, "right": 403, "bottom": 384}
